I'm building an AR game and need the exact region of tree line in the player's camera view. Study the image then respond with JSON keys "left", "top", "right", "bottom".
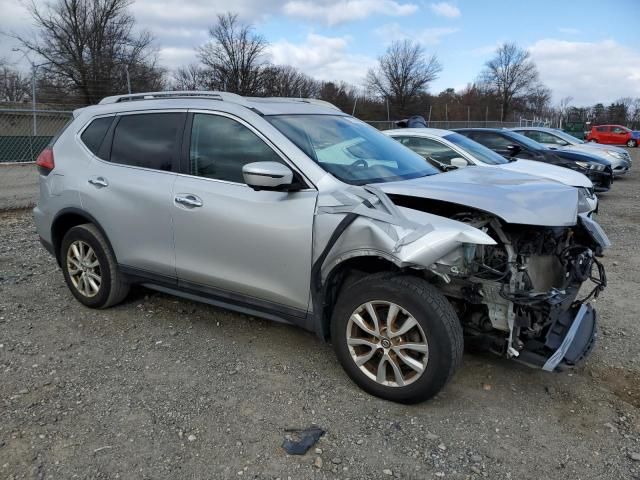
{"left": 2, "top": 0, "right": 639, "bottom": 128}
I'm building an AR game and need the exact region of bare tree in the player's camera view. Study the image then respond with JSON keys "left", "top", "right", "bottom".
{"left": 480, "top": 43, "right": 539, "bottom": 121}
{"left": 557, "top": 96, "right": 573, "bottom": 128}
{"left": 197, "top": 13, "right": 267, "bottom": 95}
{"left": 172, "top": 64, "right": 210, "bottom": 90}
{"left": 0, "top": 62, "right": 30, "bottom": 102}
{"left": 526, "top": 84, "right": 552, "bottom": 117}
{"left": 13, "top": 0, "right": 161, "bottom": 104}
{"left": 260, "top": 65, "right": 320, "bottom": 97}
{"left": 366, "top": 40, "right": 442, "bottom": 113}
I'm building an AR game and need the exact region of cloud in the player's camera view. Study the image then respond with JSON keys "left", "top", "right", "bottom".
{"left": 376, "top": 23, "right": 458, "bottom": 45}
{"left": 429, "top": 2, "right": 460, "bottom": 18}
{"left": 282, "top": 0, "right": 418, "bottom": 25}
{"left": 557, "top": 27, "right": 580, "bottom": 35}
{"left": 267, "top": 34, "right": 376, "bottom": 85}
{"left": 529, "top": 39, "right": 640, "bottom": 105}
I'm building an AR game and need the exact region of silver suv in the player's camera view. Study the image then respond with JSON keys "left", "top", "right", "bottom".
{"left": 34, "top": 91, "right": 609, "bottom": 403}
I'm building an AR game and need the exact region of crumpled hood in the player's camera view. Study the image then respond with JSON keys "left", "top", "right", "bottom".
{"left": 378, "top": 166, "right": 578, "bottom": 227}
{"left": 498, "top": 158, "right": 592, "bottom": 188}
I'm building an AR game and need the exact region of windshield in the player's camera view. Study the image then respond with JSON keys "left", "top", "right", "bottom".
{"left": 266, "top": 114, "right": 438, "bottom": 185}
{"left": 443, "top": 133, "right": 509, "bottom": 165}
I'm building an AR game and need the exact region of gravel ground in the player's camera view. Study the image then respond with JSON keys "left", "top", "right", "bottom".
{"left": 1, "top": 150, "right": 639, "bottom": 480}
{"left": 0, "top": 164, "right": 38, "bottom": 211}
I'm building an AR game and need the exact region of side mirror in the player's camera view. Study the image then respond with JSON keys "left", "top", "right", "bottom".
{"left": 506, "top": 144, "right": 522, "bottom": 156}
{"left": 242, "top": 162, "right": 294, "bottom": 191}
{"left": 450, "top": 157, "right": 469, "bottom": 169}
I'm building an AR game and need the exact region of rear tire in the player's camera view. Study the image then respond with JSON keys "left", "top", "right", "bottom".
{"left": 331, "top": 273, "right": 463, "bottom": 403}
{"left": 60, "top": 224, "right": 129, "bottom": 308}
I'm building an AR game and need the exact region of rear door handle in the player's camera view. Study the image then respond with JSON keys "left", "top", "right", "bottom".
{"left": 88, "top": 176, "right": 108, "bottom": 187}
{"left": 175, "top": 194, "right": 203, "bottom": 208}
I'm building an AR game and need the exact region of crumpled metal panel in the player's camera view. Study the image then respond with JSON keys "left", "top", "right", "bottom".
{"left": 378, "top": 166, "right": 579, "bottom": 227}
{"left": 313, "top": 184, "right": 496, "bottom": 281}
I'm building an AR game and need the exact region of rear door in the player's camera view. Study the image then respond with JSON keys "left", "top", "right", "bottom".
{"left": 172, "top": 111, "right": 317, "bottom": 316}
{"left": 598, "top": 126, "right": 611, "bottom": 143}
{"left": 80, "top": 111, "right": 186, "bottom": 278}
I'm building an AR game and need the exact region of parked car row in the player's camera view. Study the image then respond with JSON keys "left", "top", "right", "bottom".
{"left": 35, "top": 92, "right": 610, "bottom": 404}
{"left": 513, "top": 126, "right": 632, "bottom": 176}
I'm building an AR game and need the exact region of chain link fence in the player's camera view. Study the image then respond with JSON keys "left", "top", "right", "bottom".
{"left": 0, "top": 108, "right": 73, "bottom": 163}
{"left": 366, "top": 120, "right": 531, "bottom": 131}
{"left": 0, "top": 105, "right": 552, "bottom": 163}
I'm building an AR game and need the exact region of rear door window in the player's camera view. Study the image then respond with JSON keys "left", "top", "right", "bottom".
{"left": 110, "top": 113, "right": 186, "bottom": 171}
{"left": 80, "top": 117, "right": 114, "bottom": 157}
{"left": 469, "top": 132, "right": 512, "bottom": 149}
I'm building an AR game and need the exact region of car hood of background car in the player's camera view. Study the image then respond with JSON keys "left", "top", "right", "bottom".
{"left": 378, "top": 166, "right": 578, "bottom": 227}
{"left": 497, "top": 158, "right": 592, "bottom": 188}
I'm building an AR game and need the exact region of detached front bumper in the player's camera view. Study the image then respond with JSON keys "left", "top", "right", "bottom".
{"left": 542, "top": 303, "right": 597, "bottom": 371}
{"left": 516, "top": 301, "right": 599, "bottom": 372}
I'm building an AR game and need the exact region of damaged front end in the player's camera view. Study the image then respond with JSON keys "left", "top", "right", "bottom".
{"left": 314, "top": 182, "right": 609, "bottom": 374}
{"left": 433, "top": 213, "right": 608, "bottom": 371}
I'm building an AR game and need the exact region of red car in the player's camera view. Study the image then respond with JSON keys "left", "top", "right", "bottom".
{"left": 585, "top": 124, "right": 639, "bottom": 147}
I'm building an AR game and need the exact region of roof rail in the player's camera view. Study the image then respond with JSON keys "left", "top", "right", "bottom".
{"left": 98, "top": 91, "right": 249, "bottom": 106}
{"left": 247, "top": 96, "right": 341, "bottom": 111}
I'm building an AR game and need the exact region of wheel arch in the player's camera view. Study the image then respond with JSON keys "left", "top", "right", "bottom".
{"left": 316, "top": 254, "right": 425, "bottom": 341}
{"left": 51, "top": 208, "right": 116, "bottom": 266}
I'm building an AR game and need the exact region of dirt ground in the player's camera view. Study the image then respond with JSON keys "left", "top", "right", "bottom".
{"left": 1, "top": 150, "right": 639, "bottom": 480}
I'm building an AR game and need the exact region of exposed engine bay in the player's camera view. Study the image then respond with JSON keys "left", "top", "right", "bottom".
{"left": 429, "top": 211, "right": 608, "bottom": 371}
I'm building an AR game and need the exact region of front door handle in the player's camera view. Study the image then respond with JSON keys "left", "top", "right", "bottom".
{"left": 175, "top": 194, "right": 203, "bottom": 208}
{"left": 88, "top": 177, "right": 108, "bottom": 187}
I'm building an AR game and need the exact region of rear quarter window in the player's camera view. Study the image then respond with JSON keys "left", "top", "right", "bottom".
{"left": 80, "top": 117, "right": 114, "bottom": 157}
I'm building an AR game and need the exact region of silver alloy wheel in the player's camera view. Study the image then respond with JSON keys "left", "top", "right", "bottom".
{"left": 346, "top": 301, "right": 429, "bottom": 387}
{"left": 66, "top": 240, "right": 102, "bottom": 298}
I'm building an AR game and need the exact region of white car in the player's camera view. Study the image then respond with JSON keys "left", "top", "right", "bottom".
{"left": 385, "top": 128, "right": 597, "bottom": 214}
{"left": 511, "top": 127, "right": 631, "bottom": 176}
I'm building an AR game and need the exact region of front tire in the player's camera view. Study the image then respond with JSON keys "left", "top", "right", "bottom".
{"left": 60, "top": 224, "right": 129, "bottom": 308}
{"left": 331, "top": 274, "right": 463, "bottom": 403}
{"left": 627, "top": 139, "right": 637, "bottom": 147}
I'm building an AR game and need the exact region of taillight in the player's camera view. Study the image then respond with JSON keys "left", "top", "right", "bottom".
{"left": 36, "top": 148, "right": 55, "bottom": 175}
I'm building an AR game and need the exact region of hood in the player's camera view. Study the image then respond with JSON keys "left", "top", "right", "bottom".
{"left": 570, "top": 143, "right": 626, "bottom": 154}
{"left": 498, "top": 158, "right": 592, "bottom": 188}
{"left": 553, "top": 149, "right": 612, "bottom": 166}
{"left": 378, "top": 166, "right": 578, "bottom": 227}
{"left": 559, "top": 144, "right": 630, "bottom": 164}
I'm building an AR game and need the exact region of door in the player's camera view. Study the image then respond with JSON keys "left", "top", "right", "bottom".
{"left": 80, "top": 111, "right": 186, "bottom": 278}
{"left": 598, "top": 126, "right": 612, "bottom": 143}
{"left": 172, "top": 112, "right": 317, "bottom": 314}
{"left": 610, "top": 126, "right": 629, "bottom": 145}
